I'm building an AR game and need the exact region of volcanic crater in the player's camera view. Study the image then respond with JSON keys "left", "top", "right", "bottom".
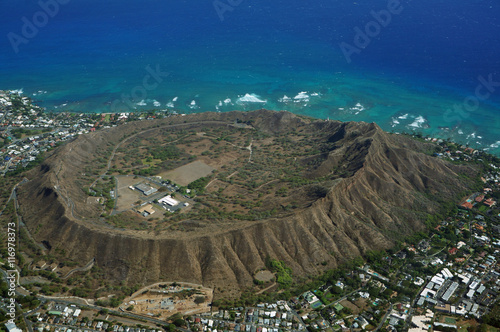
{"left": 17, "top": 110, "right": 477, "bottom": 294}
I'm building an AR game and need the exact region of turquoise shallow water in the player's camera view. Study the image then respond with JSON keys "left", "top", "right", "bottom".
{"left": 0, "top": 0, "right": 499, "bottom": 154}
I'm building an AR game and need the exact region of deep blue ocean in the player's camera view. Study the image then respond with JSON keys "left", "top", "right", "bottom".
{"left": 1, "top": 0, "right": 499, "bottom": 153}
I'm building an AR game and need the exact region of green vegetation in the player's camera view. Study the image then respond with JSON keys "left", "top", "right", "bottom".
{"left": 10, "top": 127, "right": 52, "bottom": 139}
{"left": 95, "top": 295, "right": 126, "bottom": 308}
{"left": 266, "top": 258, "right": 293, "bottom": 289}
{"left": 170, "top": 313, "right": 187, "bottom": 327}
{"left": 6, "top": 151, "right": 48, "bottom": 177}
{"left": 194, "top": 295, "right": 206, "bottom": 304}
{"left": 149, "top": 145, "right": 181, "bottom": 161}
{"left": 482, "top": 301, "right": 500, "bottom": 328}
{"left": 106, "top": 213, "right": 148, "bottom": 230}
{"left": 187, "top": 177, "right": 210, "bottom": 194}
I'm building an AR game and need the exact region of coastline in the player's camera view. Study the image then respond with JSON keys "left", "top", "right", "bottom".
{"left": 2, "top": 87, "right": 499, "bottom": 158}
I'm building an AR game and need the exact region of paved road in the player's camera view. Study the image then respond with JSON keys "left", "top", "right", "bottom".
{"left": 402, "top": 283, "right": 426, "bottom": 331}
{"left": 62, "top": 258, "right": 96, "bottom": 279}
{"left": 9, "top": 180, "right": 48, "bottom": 255}
{"left": 0, "top": 178, "right": 28, "bottom": 216}
{"left": 373, "top": 303, "right": 392, "bottom": 332}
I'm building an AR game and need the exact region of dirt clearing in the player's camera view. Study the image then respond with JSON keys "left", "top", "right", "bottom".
{"left": 115, "top": 175, "right": 149, "bottom": 211}
{"left": 254, "top": 270, "right": 274, "bottom": 282}
{"left": 160, "top": 160, "right": 215, "bottom": 186}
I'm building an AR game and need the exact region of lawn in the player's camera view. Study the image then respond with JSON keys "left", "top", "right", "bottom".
{"left": 333, "top": 303, "right": 344, "bottom": 312}
{"left": 458, "top": 323, "right": 499, "bottom": 332}
{"left": 444, "top": 317, "right": 457, "bottom": 324}
{"left": 457, "top": 319, "right": 479, "bottom": 332}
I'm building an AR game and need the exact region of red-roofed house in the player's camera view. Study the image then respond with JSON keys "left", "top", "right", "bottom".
{"left": 484, "top": 198, "right": 496, "bottom": 207}
{"left": 465, "top": 147, "right": 475, "bottom": 154}
{"left": 461, "top": 201, "right": 473, "bottom": 210}
{"left": 475, "top": 195, "right": 485, "bottom": 203}
{"left": 448, "top": 247, "right": 458, "bottom": 255}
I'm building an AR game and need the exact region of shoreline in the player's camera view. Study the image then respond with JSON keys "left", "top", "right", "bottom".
{"left": 1, "top": 88, "right": 499, "bottom": 158}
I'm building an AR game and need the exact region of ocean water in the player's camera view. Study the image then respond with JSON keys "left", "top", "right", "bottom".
{"left": 1, "top": 0, "right": 499, "bottom": 153}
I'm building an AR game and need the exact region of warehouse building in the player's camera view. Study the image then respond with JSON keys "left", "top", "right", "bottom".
{"left": 135, "top": 183, "right": 158, "bottom": 196}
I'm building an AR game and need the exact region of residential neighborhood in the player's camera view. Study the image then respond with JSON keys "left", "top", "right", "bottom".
{"left": 0, "top": 90, "right": 164, "bottom": 175}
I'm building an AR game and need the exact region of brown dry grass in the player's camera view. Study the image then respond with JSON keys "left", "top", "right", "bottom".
{"left": 254, "top": 270, "right": 274, "bottom": 282}
{"left": 340, "top": 300, "right": 362, "bottom": 315}
{"left": 160, "top": 160, "right": 215, "bottom": 186}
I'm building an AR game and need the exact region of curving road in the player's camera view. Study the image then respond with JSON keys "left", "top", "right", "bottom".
{"left": 62, "top": 258, "right": 96, "bottom": 279}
